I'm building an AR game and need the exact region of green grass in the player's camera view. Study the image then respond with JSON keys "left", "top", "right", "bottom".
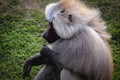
{"left": 0, "top": 0, "right": 120, "bottom": 80}
{"left": 0, "top": 8, "right": 47, "bottom": 79}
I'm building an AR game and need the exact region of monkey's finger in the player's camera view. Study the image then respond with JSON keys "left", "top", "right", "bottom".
{"left": 23, "top": 66, "right": 30, "bottom": 74}
{"left": 23, "top": 60, "right": 32, "bottom": 73}
{"left": 23, "top": 64, "right": 31, "bottom": 78}
{"left": 23, "top": 70, "right": 30, "bottom": 79}
{"left": 26, "top": 66, "right": 31, "bottom": 75}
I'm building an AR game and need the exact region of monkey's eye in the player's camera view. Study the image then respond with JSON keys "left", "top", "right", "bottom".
{"left": 68, "top": 14, "right": 72, "bottom": 22}
{"left": 61, "top": 9, "right": 65, "bottom": 13}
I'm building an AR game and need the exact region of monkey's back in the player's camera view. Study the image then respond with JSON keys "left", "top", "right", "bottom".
{"left": 51, "top": 27, "right": 113, "bottom": 80}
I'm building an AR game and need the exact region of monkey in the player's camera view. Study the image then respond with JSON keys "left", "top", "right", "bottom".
{"left": 23, "top": 0, "right": 113, "bottom": 80}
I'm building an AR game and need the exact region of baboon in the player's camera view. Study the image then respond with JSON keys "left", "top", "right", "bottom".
{"left": 23, "top": 0, "right": 113, "bottom": 80}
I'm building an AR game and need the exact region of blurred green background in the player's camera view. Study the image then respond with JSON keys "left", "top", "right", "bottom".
{"left": 0, "top": 0, "right": 120, "bottom": 80}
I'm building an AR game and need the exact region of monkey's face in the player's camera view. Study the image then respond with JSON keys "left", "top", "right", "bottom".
{"left": 41, "top": 22, "right": 60, "bottom": 43}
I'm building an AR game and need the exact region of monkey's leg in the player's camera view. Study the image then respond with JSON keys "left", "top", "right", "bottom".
{"left": 60, "top": 69, "right": 83, "bottom": 80}
{"left": 35, "top": 65, "right": 60, "bottom": 80}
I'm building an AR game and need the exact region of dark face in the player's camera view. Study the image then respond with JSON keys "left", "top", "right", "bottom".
{"left": 41, "top": 22, "right": 60, "bottom": 43}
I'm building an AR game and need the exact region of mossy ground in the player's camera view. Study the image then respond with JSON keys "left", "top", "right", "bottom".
{"left": 0, "top": 0, "right": 120, "bottom": 80}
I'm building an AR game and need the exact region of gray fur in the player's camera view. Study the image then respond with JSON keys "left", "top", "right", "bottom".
{"left": 49, "top": 27, "right": 113, "bottom": 80}
{"left": 35, "top": 0, "right": 113, "bottom": 80}
{"left": 35, "top": 65, "right": 60, "bottom": 80}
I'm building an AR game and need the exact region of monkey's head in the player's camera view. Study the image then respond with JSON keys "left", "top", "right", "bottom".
{"left": 42, "top": 0, "right": 109, "bottom": 43}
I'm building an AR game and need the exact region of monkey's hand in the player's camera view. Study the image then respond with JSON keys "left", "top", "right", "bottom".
{"left": 23, "top": 59, "right": 32, "bottom": 79}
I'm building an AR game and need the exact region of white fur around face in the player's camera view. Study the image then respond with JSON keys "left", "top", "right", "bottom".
{"left": 45, "top": 2, "right": 81, "bottom": 39}
{"left": 53, "top": 15, "right": 79, "bottom": 39}
{"left": 45, "top": 2, "right": 61, "bottom": 22}
{"left": 45, "top": 0, "right": 109, "bottom": 40}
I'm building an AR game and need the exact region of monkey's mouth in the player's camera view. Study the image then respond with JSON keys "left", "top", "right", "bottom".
{"left": 42, "top": 34, "right": 60, "bottom": 43}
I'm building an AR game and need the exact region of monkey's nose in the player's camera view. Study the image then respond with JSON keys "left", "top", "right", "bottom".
{"left": 41, "top": 32, "right": 47, "bottom": 39}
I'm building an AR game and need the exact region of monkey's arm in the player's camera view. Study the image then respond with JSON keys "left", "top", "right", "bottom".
{"left": 25, "top": 53, "right": 51, "bottom": 66}
{"left": 40, "top": 45, "right": 63, "bottom": 70}
{"left": 23, "top": 53, "right": 52, "bottom": 78}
